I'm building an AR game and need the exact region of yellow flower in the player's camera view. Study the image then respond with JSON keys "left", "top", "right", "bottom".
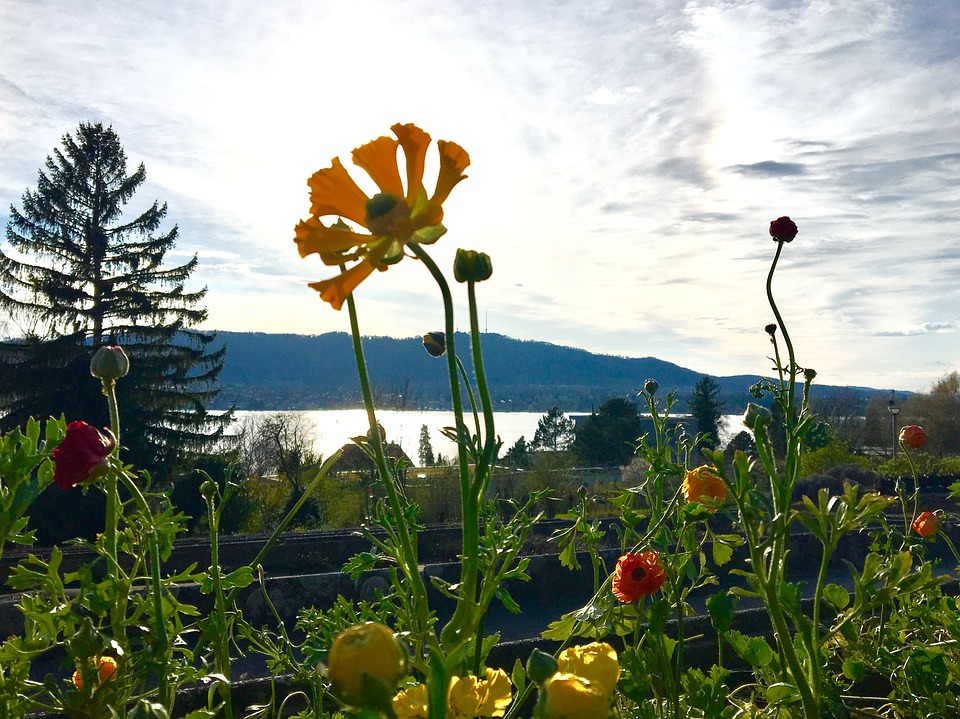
{"left": 682, "top": 465, "right": 728, "bottom": 505}
{"left": 393, "top": 683, "right": 429, "bottom": 719}
{"left": 557, "top": 642, "right": 619, "bottom": 697}
{"left": 295, "top": 123, "right": 470, "bottom": 309}
{"left": 392, "top": 668, "right": 512, "bottom": 719}
{"left": 327, "top": 622, "right": 407, "bottom": 707}
{"left": 541, "top": 672, "right": 610, "bottom": 719}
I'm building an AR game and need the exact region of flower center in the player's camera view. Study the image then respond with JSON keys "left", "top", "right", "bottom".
{"left": 631, "top": 567, "right": 646, "bottom": 582}
{"left": 365, "top": 193, "right": 411, "bottom": 238}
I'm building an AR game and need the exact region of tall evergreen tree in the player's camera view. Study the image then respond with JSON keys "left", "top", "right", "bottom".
{"left": 688, "top": 376, "right": 724, "bottom": 449}
{"left": 418, "top": 424, "right": 435, "bottom": 467}
{"left": 531, "top": 406, "right": 575, "bottom": 452}
{"left": 0, "top": 122, "right": 230, "bottom": 479}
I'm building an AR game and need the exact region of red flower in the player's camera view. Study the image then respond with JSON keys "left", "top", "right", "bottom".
{"left": 52, "top": 422, "right": 112, "bottom": 490}
{"left": 769, "top": 216, "right": 798, "bottom": 243}
{"left": 912, "top": 511, "right": 940, "bottom": 538}
{"left": 612, "top": 551, "right": 665, "bottom": 602}
{"left": 899, "top": 425, "right": 926, "bottom": 450}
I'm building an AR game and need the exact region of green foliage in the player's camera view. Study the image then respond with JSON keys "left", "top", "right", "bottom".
{"left": 572, "top": 397, "right": 643, "bottom": 467}
{"left": 799, "top": 438, "right": 869, "bottom": 476}
{"left": 688, "top": 376, "right": 724, "bottom": 450}
{"left": 531, "top": 406, "right": 574, "bottom": 451}
{"left": 0, "top": 122, "right": 231, "bottom": 488}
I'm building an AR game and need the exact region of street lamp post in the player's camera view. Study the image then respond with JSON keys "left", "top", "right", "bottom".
{"left": 887, "top": 393, "right": 901, "bottom": 458}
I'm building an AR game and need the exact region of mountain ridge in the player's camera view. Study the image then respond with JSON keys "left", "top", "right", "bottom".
{"left": 207, "top": 331, "right": 888, "bottom": 413}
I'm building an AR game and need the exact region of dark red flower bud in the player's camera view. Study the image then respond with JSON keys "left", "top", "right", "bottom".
{"left": 769, "top": 216, "right": 798, "bottom": 243}
{"left": 764, "top": 324, "right": 777, "bottom": 335}
{"left": 52, "top": 421, "right": 113, "bottom": 490}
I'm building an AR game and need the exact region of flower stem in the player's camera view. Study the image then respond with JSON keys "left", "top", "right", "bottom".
{"left": 344, "top": 289, "right": 436, "bottom": 652}
{"left": 408, "top": 244, "right": 482, "bottom": 651}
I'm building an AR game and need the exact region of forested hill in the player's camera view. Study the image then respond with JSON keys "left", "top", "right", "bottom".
{"left": 208, "top": 331, "right": 882, "bottom": 412}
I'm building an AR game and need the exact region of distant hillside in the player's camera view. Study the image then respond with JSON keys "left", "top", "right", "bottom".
{"left": 207, "top": 331, "right": 886, "bottom": 413}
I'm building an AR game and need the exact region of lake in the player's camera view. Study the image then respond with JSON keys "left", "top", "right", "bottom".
{"left": 229, "top": 410, "right": 748, "bottom": 462}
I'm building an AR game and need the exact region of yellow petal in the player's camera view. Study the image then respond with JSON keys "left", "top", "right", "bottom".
{"left": 352, "top": 135, "right": 404, "bottom": 198}
{"left": 392, "top": 123, "right": 431, "bottom": 206}
{"left": 294, "top": 217, "right": 371, "bottom": 260}
{"left": 447, "top": 675, "right": 484, "bottom": 719}
{"left": 477, "top": 668, "right": 512, "bottom": 717}
{"left": 308, "top": 157, "right": 370, "bottom": 225}
{"left": 308, "top": 260, "right": 377, "bottom": 310}
{"left": 393, "top": 684, "right": 429, "bottom": 719}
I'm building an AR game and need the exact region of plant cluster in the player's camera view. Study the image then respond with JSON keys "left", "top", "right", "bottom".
{"left": 1, "top": 126, "right": 959, "bottom": 719}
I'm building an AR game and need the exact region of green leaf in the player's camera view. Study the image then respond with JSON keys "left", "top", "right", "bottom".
{"left": 823, "top": 583, "right": 850, "bottom": 610}
{"left": 766, "top": 682, "right": 798, "bottom": 703}
{"left": 727, "top": 630, "right": 774, "bottom": 668}
{"left": 842, "top": 658, "right": 865, "bottom": 681}
{"left": 706, "top": 590, "right": 738, "bottom": 634}
{"left": 711, "top": 539, "right": 734, "bottom": 567}
{"left": 496, "top": 587, "right": 522, "bottom": 614}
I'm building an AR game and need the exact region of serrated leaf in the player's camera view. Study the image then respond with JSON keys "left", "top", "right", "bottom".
{"left": 712, "top": 540, "right": 734, "bottom": 567}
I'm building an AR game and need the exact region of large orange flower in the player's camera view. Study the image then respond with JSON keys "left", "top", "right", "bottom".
{"left": 295, "top": 124, "right": 470, "bottom": 309}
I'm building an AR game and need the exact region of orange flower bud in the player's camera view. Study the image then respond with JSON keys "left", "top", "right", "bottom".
{"left": 912, "top": 511, "right": 940, "bottom": 538}
{"left": 72, "top": 656, "right": 118, "bottom": 690}
{"left": 899, "top": 425, "right": 926, "bottom": 450}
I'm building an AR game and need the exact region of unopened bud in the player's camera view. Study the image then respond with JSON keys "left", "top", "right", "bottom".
{"left": 453, "top": 249, "right": 493, "bottom": 283}
{"left": 803, "top": 368, "right": 817, "bottom": 382}
{"left": 526, "top": 647, "right": 559, "bottom": 684}
{"left": 764, "top": 324, "right": 777, "bottom": 336}
{"left": 90, "top": 346, "right": 129, "bottom": 381}
{"left": 422, "top": 332, "right": 446, "bottom": 358}
{"left": 643, "top": 378, "right": 659, "bottom": 396}
{"left": 744, "top": 403, "right": 772, "bottom": 430}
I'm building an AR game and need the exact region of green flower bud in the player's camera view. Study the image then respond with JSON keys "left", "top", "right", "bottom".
{"left": 90, "top": 346, "right": 129, "bottom": 381}
{"left": 643, "top": 378, "right": 659, "bottom": 396}
{"left": 453, "top": 249, "right": 493, "bottom": 283}
{"left": 526, "top": 647, "right": 560, "bottom": 684}
{"left": 422, "top": 331, "right": 446, "bottom": 358}
{"left": 200, "top": 479, "right": 217, "bottom": 500}
{"left": 744, "top": 403, "right": 772, "bottom": 430}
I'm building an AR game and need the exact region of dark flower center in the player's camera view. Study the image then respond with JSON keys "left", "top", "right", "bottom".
{"left": 365, "top": 193, "right": 412, "bottom": 238}
{"left": 631, "top": 567, "right": 646, "bottom": 582}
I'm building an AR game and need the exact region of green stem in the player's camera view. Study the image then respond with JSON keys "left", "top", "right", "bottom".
{"left": 118, "top": 471, "right": 171, "bottom": 708}
{"left": 409, "top": 244, "right": 481, "bottom": 651}
{"left": 102, "top": 379, "right": 121, "bottom": 576}
{"left": 467, "top": 281, "right": 497, "bottom": 492}
{"left": 344, "top": 290, "right": 436, "bottom": 653}
{"left": 205, "top": 489, "right": 234, "bottom": 719}
{"left": 766, "top": 240, "right": 797, "bottom": 419}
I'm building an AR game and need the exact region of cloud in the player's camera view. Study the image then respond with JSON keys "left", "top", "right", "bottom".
{"left": 874, "top": 322, "right": 957, "bottom": 337}
{"left": 726, "top": 161, "right": 807, "bottom": 177}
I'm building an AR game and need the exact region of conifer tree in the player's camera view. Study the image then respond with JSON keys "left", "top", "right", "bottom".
{"left": 689, "top": 376, "right": 724, "bottom": 450}
{"left": 0, "top": 122, "right": 230, "bottom": 479}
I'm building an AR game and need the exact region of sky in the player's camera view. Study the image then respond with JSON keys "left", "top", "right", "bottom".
{"left": 1, "top": 0, "right": 958, "bottom": 394}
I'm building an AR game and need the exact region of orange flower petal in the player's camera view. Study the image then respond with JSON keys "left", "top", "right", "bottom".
{"left": 423, "top": 140, "right": 470, "bottom": 226}
{"left": 309, "top": 260, "right": 378, "bottom": 310}
{"left": 308, "top": 157, "right": 370, "bottom": 225}
{"left": 392, "top": 123, "right": 431, "bottom": 206}
{"left": 294, "top": 217, "right": 372, "bottom": 260}
{"left": 352, "top": 135, "right": 404, "bottom": 198}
